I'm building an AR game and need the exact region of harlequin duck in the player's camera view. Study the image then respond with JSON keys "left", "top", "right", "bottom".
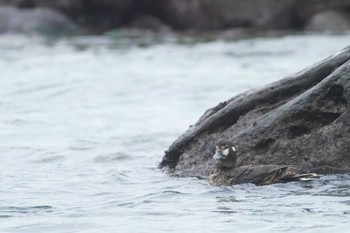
{"left": 209, "top": 141, "right": 319, "bottom": 186}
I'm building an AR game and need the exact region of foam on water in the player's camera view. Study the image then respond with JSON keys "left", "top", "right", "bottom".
{"left": 1, "top": 34, "right": 350, "bottom": 233}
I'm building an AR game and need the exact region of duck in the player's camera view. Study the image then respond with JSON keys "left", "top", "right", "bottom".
{"left": 209, "top": 141, "right": 319, "bottom": 186}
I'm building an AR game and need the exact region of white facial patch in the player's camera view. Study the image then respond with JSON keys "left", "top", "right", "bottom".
{"left": 222, "top": 148, "right": 229, "bottom": 156}
{"left": 232, "top": 146, "right": 236, "bottom": 152}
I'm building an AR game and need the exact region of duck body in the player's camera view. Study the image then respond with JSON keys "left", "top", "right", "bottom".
{"left": 209, "top": 141, "right": 318, "bottom": 186}
{"left": 209, "top": 165, "right": 299, "bottom": 186}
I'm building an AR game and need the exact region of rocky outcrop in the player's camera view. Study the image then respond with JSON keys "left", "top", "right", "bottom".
{"left": 128, "top": 15, "right": 170, "bottom": 32}
{"left": 154, "top": 0, "right": 301, "bottom": 30}
{"left": 0, "top": 6, "right": 78, "bottom": 35}
{"left": 1, "top": 0, "right": 350, "bottom": 33}
{"left": 154, "top": 0, "right": 350, "bottom": 31}
{"left": 305, "top": 10, "right": 350, "bottom": 33}
{"left": 0, "top": 0, "right": 137, "bottom": 33}
{"left": 160, "top": 46, "right": 350, "bottom": 177}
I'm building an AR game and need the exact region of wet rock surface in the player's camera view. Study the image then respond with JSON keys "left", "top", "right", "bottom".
{"left": 160, "top": 46, "right": 350, "bottom": 177}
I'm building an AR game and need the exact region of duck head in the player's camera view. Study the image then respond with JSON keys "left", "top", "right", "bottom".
{"left": 213, "top": 141, "right": 238, "bottom": 169}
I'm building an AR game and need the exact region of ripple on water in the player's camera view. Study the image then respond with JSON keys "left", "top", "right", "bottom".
{"left": 110, "top": 190, "right": 190, "bottom": 211}
{"left": 9, "top": 83, "right": 64, "bottom": 97}
{"left": 0, "top": 205, "right": 54, "bottom": 218}
{"left": 94, "top": 152, "right": 132, "bottom": 163}
{"left": 33, "top": 155, "right": 65, "bottom": 163}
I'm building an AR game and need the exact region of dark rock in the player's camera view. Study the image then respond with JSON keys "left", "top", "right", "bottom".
{"left": 305, "top": 10, "right": 350, "bottom": 33}
{"left": 42, "top": 0, "right": 135, "bottom": 33}
{"left": 0, "top": 0, "right": 136, "bottom": 33}
{"left": 2, "top": 0, "right": 350, "bottom": 33}
{"left": 128, "top": 14, "right": 170, "bottom": 32}
{"left": 154, "top": 0, "right": 300, "bottom": 30}
{"left": 141, "top": 0, "right": 350, "bottom": 31}
{"left": 0, "top": 6, "right": 79, "bottom": 35}
{"left": 160, "top": 46, "right": 350, "bottom": 177}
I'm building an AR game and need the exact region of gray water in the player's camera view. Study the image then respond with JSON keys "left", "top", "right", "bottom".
{"left": 1, "top": 33, "right": 350, "bottom": 233}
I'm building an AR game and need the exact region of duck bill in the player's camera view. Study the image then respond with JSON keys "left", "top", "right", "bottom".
{"left": 213, "top": 151, "right": 225, "bottom": 160}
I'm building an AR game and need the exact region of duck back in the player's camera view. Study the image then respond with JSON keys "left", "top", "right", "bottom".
{"left": 209, "top": 165, "right": 298, "bottom": 186}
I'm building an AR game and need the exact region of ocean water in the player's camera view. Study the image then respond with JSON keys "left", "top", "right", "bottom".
{"left": 1, "top": 33, "right": 350, "bottom": 233}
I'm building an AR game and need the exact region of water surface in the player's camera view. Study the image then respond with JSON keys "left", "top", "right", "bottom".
{"left": 1, "top": 33, "right": 350, "bottom": 233}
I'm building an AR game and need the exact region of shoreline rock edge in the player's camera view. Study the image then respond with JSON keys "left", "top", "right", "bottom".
{"left": 160, "top": 46, "right": 350, "bottom": 177}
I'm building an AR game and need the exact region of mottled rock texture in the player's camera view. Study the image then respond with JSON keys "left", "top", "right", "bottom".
{"left": 160, "top": 46, "right": 350, "bottom": 177}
